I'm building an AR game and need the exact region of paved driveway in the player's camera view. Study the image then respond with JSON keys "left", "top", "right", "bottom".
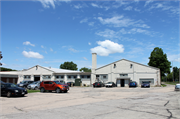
{"left": 1, "top": 85, "right": 180, "bottom": 119}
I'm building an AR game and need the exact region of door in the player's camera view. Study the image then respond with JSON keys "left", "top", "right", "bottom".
{"left": 48, "top": 82, "right": 56, "bottom": 90}
{"left": 1, "top": 84, "right": 6, "bottom": 95}
{"left": 116, "top": 79, "right": 121, "bottom": 87}
{"left": 34, "top": 76, "right": 40, "bottom": 81}
{"left": 121, "top": 79, "right": 125, "bottom": 87}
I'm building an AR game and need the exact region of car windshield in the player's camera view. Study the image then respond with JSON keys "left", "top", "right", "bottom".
{"left": 176, "top": 85, "right": 180, "bottom": 88}
{"left": 21, "top": 81, "right": 27, "bottom": 84}
{"left": 107, "top": 82, "right": 113, "bottom": 84}
{"left": 142, "top": 82, "right": 149, "bottom": 84}
{"left": 6, "top": 84, "right": 18, "bottom": 88}
{"left": 31, "top": 82, "right": 38, "bottom": 84}
{"left": 54, "top": 81, "right": 61, "bottom": 84}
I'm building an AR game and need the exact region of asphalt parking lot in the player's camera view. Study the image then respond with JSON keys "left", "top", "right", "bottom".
{"left": 1, "top": 85, "right": 180, "bottom": 119}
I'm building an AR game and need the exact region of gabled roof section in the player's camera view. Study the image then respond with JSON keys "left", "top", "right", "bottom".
{"left": 95, "top": 59, "right": 160, "bottom": 71}
{"left": 44, "top": 67, "right": 81, "bottom": 73}
{"left": 24, "top": 65, "right": 55, "bottom": 73}
{"left": 24, "top": 65, "right": 81, "bottom": 73}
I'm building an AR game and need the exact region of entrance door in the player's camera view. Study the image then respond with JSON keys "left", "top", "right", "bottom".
{"left": 34, "top": 75, "right": 40, "bottom": 81}
{"left": 121, "top": 79, "right": 125, "bottom": 87}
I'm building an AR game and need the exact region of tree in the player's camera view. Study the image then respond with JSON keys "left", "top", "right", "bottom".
{"left": 172, "top": 67, "right": 179, "bottom": 81}
{"left": 0, "top": 67, "right": 17, "bottom": 71}
{"left": 0, "top": 51, "right": 2, "bottom": 66}
{"left": 60, "top": 61, "right": 78, "bottom": 70}
{"left": 148, "top": 47, "right": 171, "bottom": 78}
{"left": 79, "top": 67, "right": 91, "bottom": 72}
{"left": 167, "top": 72, "right": 173, "bottom": 82}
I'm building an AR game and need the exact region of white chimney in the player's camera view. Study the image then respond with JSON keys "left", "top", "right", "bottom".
{"left": 92, "top": 53, "right": 97, "bottom": 70}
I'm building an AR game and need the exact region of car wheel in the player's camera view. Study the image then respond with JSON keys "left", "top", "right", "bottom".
{"left": 56, "top": 88, "right": 61, "bottom": 93}
{"left": 7, "top": 92, "right": 11, "bottom": 98}
{"left": 21, "top": 94, "right": 25, "bottom": 97}
{"left": 40, "top": 87, "right": 45, "bottom": 93}
{"left": 34, "top": 87, "right": 38, "bottom": 90}
{"left": 64, "top": 90, "right": 67, "bottom": 93}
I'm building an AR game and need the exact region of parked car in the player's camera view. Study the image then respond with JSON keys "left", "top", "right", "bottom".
{"left": 1, "top": 80, "right": 5, "bottom": 84}
{"left": 40, "top": 81, "right": 69, "bottom": 93}
{"left": 27, "top": 81, "right": 41, "bottom": 90}
{"left": 105, "top": 82, "right": 116, "bottom": 87}
{"left": 59, "top": 80, "right": 66, "bottom": 84}
{"left": 129, "top": 81, "right": 137, "bottom": 87}
{"left": 141, "top": 81, "right": 150, "bottom": 88}
{"left": 174, "top": 84, "right": 180, "bottom": 91}
{"left": 1, "top": 83, "right": 28, "bottom": 97}
{"left": 67, "top": 82, "right": 75, "bottom": 87}
{"left": 93, "top": 82, "right": 105, "bottom": 88}
{"left": 17, "top": 80, "right": 34, "bottom": 88}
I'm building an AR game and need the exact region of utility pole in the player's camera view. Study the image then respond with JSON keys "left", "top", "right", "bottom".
{"left": 172, "top": 61, "right": 174, "bottom": 82}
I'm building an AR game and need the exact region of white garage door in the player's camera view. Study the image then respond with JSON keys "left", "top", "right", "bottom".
{"left": 139, "top": 79, "right": 154, "bottom": 85}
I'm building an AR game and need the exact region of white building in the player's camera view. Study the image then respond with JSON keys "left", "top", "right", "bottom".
{"left": 1, "top": 53, "right": 161, "bottom": 87}
{"left": 91, "top": 53, "right": 161, "bottom": 87}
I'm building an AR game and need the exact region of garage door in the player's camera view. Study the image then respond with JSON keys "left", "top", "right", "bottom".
{"left": 139, "top": 79, "right": 154, "bottom": 84}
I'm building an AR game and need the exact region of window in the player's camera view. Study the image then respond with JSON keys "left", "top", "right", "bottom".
{"left": 114, "top": 64, "right": 116, "bottom": 68}
{"left": 120, "top": 74, "right": 128, "bottom": 77}
{"left": 96, "top": 75, "right": 99, "bottom": 78}
{"left": 103, "top": 76, "right": 107, "bottom": 79}
{"left": 68, "top": 76, "right": 71, "bottom": 79}
{"left": 61, "top": 76, "right": 64, "bottom": 79}
{"left": 56, "top": 76, "right": 59, "bottom": 79}
{"left": 81, "top": 75, "right": 84, "bottom": 78}
{"left": 130, "top": 64, "right": 133, "bottom": 68}
{"left": 44, "top": 82, "right": 49, "bottom": 84}
{"left": 87, "top": 75, "right": 91, "bottom": 78}
{"left": 24, "top": 75, "right": 31, "bottom": 79}
{"left": 43, "top": 75, "right": 51, "bottom": 79}
{"left": 74, "top": 76, "right": 77, "bottom": 78}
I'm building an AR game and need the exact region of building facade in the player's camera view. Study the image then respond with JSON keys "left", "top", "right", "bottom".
{"left": 91, "top": 53, "right": 161, "bottom": 87}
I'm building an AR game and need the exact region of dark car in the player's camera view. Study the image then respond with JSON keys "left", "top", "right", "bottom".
{"left": 93, "top": 82, "right": 105, "bottom": 88}
{"left": 40, "top": 81, "right": 69, "bottom": 93}
{"left": 141, "top": 81, "right": 150, "bottom": 88}
{"left": 67, "top": 82, "right": 75, "bottom": 87}
{"left": 105, "top": 82, "right": 116, "bottom": 87}
{"left": 129, "top": 81, "right": 137, "bottom": 87}
{"left": 1, "top": 80, "right": 5, "bottom": 84}
{"left": 17, "top": 80, "right": 34, "bottom": 88}
{"left": 1, "top": 83, "right": 28, "bottom": 98}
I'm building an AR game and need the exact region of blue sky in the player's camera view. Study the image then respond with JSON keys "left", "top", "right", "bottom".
{"left": 1, "top": 0, "right": 180, "bottom": 70}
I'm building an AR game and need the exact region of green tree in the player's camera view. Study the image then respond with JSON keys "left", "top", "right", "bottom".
{"left": 79, "top": 67, "right": 91, "bottom": 72}
{"left": 60, "top": 61, "right": 78, "bottom": 70}
{"left": 167, "top": 72, "right": 173, "bottom": 82}
{"left": 0, "top": 67, "right": 17, "bottom": 71}
{"left": 172, "top": 67, "right": 179, "bottom": 81}
{"left": 148, "top": 47, "right": 171, "bottom": 78}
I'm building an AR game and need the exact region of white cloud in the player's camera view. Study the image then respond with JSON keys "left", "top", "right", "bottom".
{"left": 148, "top": 2, "right": 179, "bottom": 15}
{"left": 80, "top": 18, "right": 88, "bottom": 23}
{"left": 168, "top": 54, "right": 180, "bottom": 62}
{"left": 97, "top": 16, "right": 150, "bottom": 28}
{"left": 37, "top": 0, "right": 56, "bottom": 9}
{"left": 74, "top": 4, "right": 83, "bottom": 9}
{"left": 83, "top": 57, "right": 88, "bottom": 60}
{"left": 124, "top": 6, "right": 133, "bottom": 11}
{"left": 23, "top": 41, "right": 35, "bottom": 47}
{"left": 88, "top": 42, "right": 91, "bottom": 45}
{"left": 22, "top": 51, "right": 44, "bottom": 59}
{"left": 50, "top": 48, "right": 53, "bottom": 52}
{"left": 41, "top": 45, "right": 44, "bottom": 48}
{"left": 37, "top": 0, "right": 71, "bottom": 9}
{"left": 68, "top": 48, "right": 78, "bottom": 53}
{"left": 90, "top": 40, "right": 124, "bottom": 56}
{"left": 96, "top": 28, "right": 153, "bottom": 40}
{"left": 144, "top": 0, "right": 153, "bottom": 7}
{"left": 88, "top": 22, "right": 94, "bottom": 26}
{"left": 91, "top": 3, "right": 99, "bottom": 8}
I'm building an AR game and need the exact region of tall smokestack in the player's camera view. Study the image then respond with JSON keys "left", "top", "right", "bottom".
{"left": 92, "top": 53, "right": 97, "bottom": 70}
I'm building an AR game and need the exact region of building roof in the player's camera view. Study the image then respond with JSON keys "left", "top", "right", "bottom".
{"left": 96, "top": 59, "right": 160, "bottom": 71}
{"left": 44, "top": 67, "right": 82, "bottom": 73}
